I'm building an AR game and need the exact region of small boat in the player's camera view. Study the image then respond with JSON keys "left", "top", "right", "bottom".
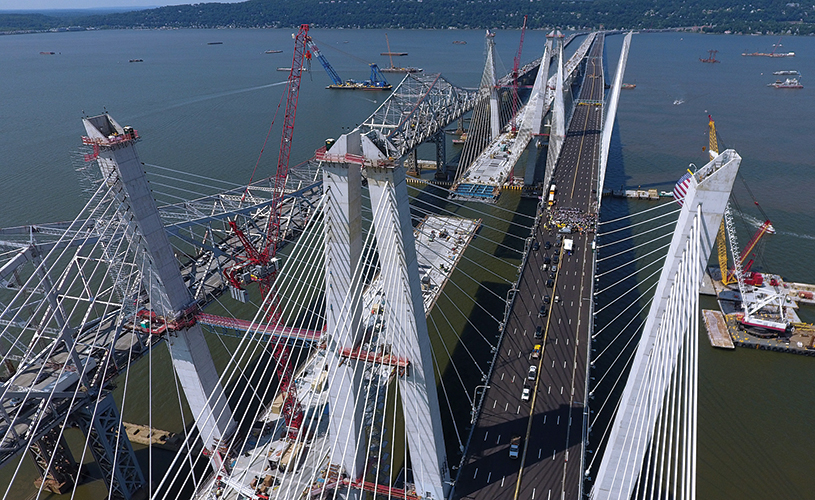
{"left": 129, "top": 59, "right": 143, "bottom": 63}
{"left": 265, "top": 50, "right": 283, "bottom": 54}
{"left": 39, "top": 51, "right": 55, "bottom": 55}
{"left": 773, "top": 70, "right": 799, "bottom": 75}
{"left": 452, "top": 40, "right": 467, "bottom": 45}
{"left": 207, "top": 41, "right": 223, "bottom": 45}
{"left": 768, "top": 77, "right": 803, "bottom": 88}
{"left": 621, "top": 83, "right": 636, "bottom": 89}
{"left": 673, "top": 99, "right": 685, "bottom": 105}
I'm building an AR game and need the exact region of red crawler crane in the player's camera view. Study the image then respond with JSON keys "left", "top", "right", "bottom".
{"left": 222, "top": 24, "right": 312, "bottom": 439}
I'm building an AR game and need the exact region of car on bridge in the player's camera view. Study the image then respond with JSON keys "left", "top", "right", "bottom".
{"left": 534, "top": 325, "right": 543, "bottom": 339}
{"left": 532, "top": 241, "right": 540, "bottom": 251}
{"left": 521, "top": 386, "right": 531, "bottom": 401}
{"left": 527, "top": 365, "right": 537, "bottom": 381}
{"left": 543, "top": 256, "right": 551, "bottom": 265}
{"left": 546, "top": 279, "right": 554, "bottom": 287}
{"left": 531, "top": 344, "right": 542, "bottom": 359}
{"left": 543, "top": 295, "right": 550, "bottom": 304}
{"left": 538, "top": 306, "right": 548, "bottom": 317}
{"left": 509, "top": 436, "right": 521, "bottom": 458}
{"left": 544, "top": 241, "right": 552, "bottom": 250}
{"left": 552, "top": 254, "right": 559, "bottom": 264}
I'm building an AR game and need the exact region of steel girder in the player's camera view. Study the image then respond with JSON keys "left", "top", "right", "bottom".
{"left": 359, "top": 73, "right": 480, "bottom": 159}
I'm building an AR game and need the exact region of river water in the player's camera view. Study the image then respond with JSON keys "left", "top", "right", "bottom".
{"left": 1, "top": 28, "right": 814, "bottom": 499}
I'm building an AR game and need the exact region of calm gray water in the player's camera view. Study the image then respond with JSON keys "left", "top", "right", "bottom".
{"left": 1, "top": 28, "right": 814, "bottom": 499}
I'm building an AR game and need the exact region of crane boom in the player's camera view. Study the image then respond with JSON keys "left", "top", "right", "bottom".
{"left": 510, "top": 15, "right": 527, "bottom": 131}
{"left": 708, "top": 114, "right": 719, "bottom": 160}
{"left": 306, "top": 37, "right": 343, "bottom": 86}
{"left": 221, "top": 24, "right": 310, "bottom": 440}
{"left": 268, "top": 25, "right": 310, "bottom": 260}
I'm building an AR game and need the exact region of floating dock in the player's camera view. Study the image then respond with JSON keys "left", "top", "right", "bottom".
{"left": 702, "top": 309, "right": 735, "bottom": 349}
{"left": 123, "top": 422, "right": 184, "bottom": 451}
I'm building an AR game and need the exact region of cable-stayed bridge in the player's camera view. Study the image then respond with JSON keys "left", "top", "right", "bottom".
{"left": 0, "top": 29, "right": 739, "bottom": 500}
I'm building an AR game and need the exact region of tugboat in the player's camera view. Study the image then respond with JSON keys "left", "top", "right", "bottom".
{"left": 621, "top": 83, "right": 636, "bottom": 89}
{"left": 768, "top": 77, "right": 803, "bottom": 89}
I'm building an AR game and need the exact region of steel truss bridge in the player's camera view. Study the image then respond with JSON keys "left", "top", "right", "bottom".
{"left": 0, "top": 30, "right": 739, "bottom": 500}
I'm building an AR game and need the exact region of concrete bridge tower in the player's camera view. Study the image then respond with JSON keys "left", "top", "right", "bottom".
{"left": 82, "top": 114, "right": 236, "bottom": 463}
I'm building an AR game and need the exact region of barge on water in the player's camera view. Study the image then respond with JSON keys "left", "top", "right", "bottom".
{"left": 702, "top": 269, "right": 815, "bottom": 356}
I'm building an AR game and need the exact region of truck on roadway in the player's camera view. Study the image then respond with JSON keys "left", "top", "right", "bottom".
{"left": 564, "top": 238, "right": 574, "bottom": 255}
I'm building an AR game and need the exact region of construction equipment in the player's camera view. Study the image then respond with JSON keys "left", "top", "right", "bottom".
{"left": 222, "top": 24, "right": 310, "bottom": 439}
{"left": 700, "top": 49, "right": 720, "bottom": 63}
{"left": 710, "top": 115, "right": 773, "bottom": 285}
{"left": 306, "top": 35, "right": 391, "bottom": 90}
{"left": 380, "top": 33, "right": 422, "bottom": 73}
{"left": 723, "top": 203, "right": 789, "bottom": 333}
{"left": 510, "top": 15, "right": 528, "bottom": 132}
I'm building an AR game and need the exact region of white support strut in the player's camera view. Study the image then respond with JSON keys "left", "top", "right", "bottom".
{"left": 598, "top": 32, "right": 633, "bottom": 202}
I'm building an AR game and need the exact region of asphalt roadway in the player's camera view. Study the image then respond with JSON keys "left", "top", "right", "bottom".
{"left": 454, "top": 35, "right": 605, "bottom": 500}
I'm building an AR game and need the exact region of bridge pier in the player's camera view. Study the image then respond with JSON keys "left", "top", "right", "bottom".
{"left": 29, "top": 426, "right": 78, "bottom": 494}
{"left": 431, "top": 129, "right": 448, "bottom": 181}
{"left": 366, "top": 162, "right": 450, "bottom": 500}
{"left": 74, "top": 393, "right": 145, "bottom": 500}
{"left": 544, "top": 33, "right": 566, "bottom": 187}
{"left": 591, "top": 150, "right": 742, "bottom": 499}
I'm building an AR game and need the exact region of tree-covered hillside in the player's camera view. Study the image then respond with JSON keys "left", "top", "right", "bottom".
{"left": 3, "top": 0, "right": 815, "bottom": 35}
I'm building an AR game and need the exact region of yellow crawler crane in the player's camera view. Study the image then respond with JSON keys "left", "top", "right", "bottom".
{"left": 711, "top": 114, "right": 774, "bottom": 286}
{"left": 709, "top": 116, "right": 735, "bottom": 284}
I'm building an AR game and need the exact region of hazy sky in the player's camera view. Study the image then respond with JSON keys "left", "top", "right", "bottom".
{"left": 0, "top": 0, "right": 245, "bottom": 10}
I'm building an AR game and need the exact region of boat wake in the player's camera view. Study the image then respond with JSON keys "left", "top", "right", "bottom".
{"left": 169, "top": 81, "right": 289, "bottom": 109}
{"left": 129, "top": 81, "right": 289, "bottom": 122}
{"left": 778, "top": 230, "right": 815, "bottom": 241}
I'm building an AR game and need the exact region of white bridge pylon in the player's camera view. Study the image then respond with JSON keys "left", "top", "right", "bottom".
{"left": 82, "top": 114, "right": 237, "bottom": 460}
{"left": 591, "top": 150, "right": 742, "bottom": 500}
{"left": 319, "top": 131, "right": 450, "bottom": 499}
{"left": 598, "top": 31, "right": 633, "bottom": 198}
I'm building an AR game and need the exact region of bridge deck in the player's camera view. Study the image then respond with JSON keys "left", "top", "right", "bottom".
{"left": 455, "top": 35, "right": 605, "bottom": 500}
{"left": 453, "top": 34, "right": 596, "bottom": 203}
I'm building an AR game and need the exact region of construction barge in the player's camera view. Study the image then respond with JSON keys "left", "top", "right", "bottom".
{"left": 702, "top": 271, "right": 815, "bottom": 356}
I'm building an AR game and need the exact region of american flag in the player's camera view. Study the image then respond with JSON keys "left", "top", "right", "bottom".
{"left": 672, "top": 171, "right": 693, "bottom": 206}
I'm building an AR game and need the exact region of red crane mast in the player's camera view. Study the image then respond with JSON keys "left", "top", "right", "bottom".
{"left": 510, "top": 15, "right": 528, "bottom": 132}
{"left": 223, "top": 24, "right": 312, "bottom": 439}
